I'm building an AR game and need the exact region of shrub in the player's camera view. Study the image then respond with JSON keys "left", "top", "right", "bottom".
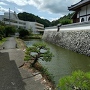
{"left": 18, "top": 28, "right": 29, "bottom": 38}
{"left": 58, "top": 70, "right": 90, "bottom": 90}
{"left": 60, "top": 19, "right": 72, "bottom": 25}
{"left": 5, "top": 25, "right": 16, "bottom": 37}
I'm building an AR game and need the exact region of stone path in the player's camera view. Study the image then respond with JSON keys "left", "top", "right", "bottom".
{"left": 0, "top": 37, "right": 45, "bottom": 90}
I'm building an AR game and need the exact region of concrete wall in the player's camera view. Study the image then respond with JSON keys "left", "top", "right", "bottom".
{"left": 42, "top": 30, "right": 90, "bottom": 56}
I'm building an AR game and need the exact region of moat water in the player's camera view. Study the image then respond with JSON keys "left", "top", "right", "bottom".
{"left": 24, "top": 39, "right": 90, "bottom": 84}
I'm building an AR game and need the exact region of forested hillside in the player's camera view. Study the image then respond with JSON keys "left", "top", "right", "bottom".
{"left": 51, "top": 13, "right": 73, "bottom": 26}
{"left": 18, "top": 12, "right": 51, "bottom": 27}
{"left": 18, "top": 12, "right": 73, "bottom": 27}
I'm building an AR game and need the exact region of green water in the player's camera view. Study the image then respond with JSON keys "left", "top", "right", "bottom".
{"left": 25, "top": 39, "right": 90, "bottom": 84}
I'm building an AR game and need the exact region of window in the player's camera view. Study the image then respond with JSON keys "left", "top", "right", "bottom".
{"left": 81, "top": 18, "right": 84, "bottom": 22}
{"left": 88, "top": 17, "right": 90, "bottom": 21}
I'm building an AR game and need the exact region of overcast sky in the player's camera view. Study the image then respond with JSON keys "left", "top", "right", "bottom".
{"left": 0, "top": 0, "right": 80, "bottom": 21}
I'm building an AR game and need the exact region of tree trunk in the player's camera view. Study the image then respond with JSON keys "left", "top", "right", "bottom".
{"left": 31, "top": 55, "right": 38, "bottom": 67}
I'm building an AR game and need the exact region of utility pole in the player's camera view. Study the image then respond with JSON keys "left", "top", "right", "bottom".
{"left": 9, "top": 8, "right": 10, "bottom": 25}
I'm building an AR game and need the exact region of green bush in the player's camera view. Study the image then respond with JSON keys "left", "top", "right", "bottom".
{"left": 60, "top": 19, "right": 72, "bottom": 25}
{"left": 0, "top": 21, "right": 16, "bottom": 37}
{"left": 5, "top": 25, "right": 16, "bottom": 37}
{"left": 18, "top": 28, "right": 29, "bottom": 38}
{"left": 0, "top": 25, "right": 5, "bottom": 37}
{"left": 58, "top": 70, "right": 90, "bottom": 90}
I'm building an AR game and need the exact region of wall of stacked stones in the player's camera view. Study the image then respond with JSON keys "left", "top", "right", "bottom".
{"left": 42, "top": 30, "right": 90, "bottom": 56}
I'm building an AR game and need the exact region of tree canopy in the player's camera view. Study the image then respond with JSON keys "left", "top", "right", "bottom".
{"left": 24, "top": 42, "right": 53, "bottom": 67}
{"left": 0, "top": 21, "right": 16, "bottom": 38}
{"left": 51, "top": 13, "right": 73, "bottom": 26}
{"left": 5, "top": 25, "right": 16, "bottom": 37}
{"left": 58, "top": 70, "right": 90, "bottom": 90}
{"left": 18, "top": 12, "right": 51, "bottom": 27}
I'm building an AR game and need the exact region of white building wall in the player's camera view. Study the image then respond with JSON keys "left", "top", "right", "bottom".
{"left": 78, "top": 4, "right": 90, "bottom": 22}
{"left": 26, "top": 22, "right": 35, "bottom": 30}
{"left": 77, "top": 12, "right": 79, "bottom": 18}
{"left": 87, "top": 4, "right": 90, "bottom": 21}
{"left": 30, "top": 22, "right": 36, "bottom": 33}
{"left": 80, "top": 6, "right": 86, "bottom": 16}
{"left": 26, "top": 22, "right": 39, "bottom": 34}
{"left": 4, "top": 21, "right": 26, "bottom": 28}
{"left": 0, "top": 15, "right": 3, "bottom": 21}
{"left": 80, "top": 17, "right": 86, "bottom": 22}
{"left": 4, "top": 13, "right": 9, "bottom": 18}
{"left": 4, "top": 12, "right": 18, "bottom": 20}
{"left": 87, "top": 4, "right": 90, "bottom": 14}
{"left": 79, "top": 6, "right": 86, "bottom": 22}
{"left": 87, "top": 15, "right": 90, "bottom": 21}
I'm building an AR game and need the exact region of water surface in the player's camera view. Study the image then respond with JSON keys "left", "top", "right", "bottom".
{"left": 25, "top": 39, "right": 90, "bottom": 84}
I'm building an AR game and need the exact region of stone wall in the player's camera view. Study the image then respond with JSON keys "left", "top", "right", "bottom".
{"left": 42, "top": 30, "right": 90, "bottom": 56}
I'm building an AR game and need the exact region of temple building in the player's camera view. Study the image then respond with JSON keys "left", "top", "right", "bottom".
{"left": 68, "top": 0, "right": 90, "bottom": 23}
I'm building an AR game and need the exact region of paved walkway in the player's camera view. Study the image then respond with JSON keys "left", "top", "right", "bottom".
{"left": 0, "top": 37, "right": 45, "bottom": 90}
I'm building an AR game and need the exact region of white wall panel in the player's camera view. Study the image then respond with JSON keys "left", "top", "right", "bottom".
{"left": 80, "top": 6, "right": 86, "bottom": 16}
{"left": 87, "top": 4, "right": 90, "bottom": 14}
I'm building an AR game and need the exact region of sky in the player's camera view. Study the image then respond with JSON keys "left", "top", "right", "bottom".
{"left": 0, "top": 0, "right": 81, "bottom": 21}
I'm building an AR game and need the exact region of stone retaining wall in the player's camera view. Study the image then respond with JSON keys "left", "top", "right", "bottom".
{"left": 42, "top": 30, "right": 90, "bottom": 56}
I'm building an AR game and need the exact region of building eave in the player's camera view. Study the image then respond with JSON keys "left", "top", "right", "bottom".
{"left": 68, "top": 0, "right": 90, "bottom": 11}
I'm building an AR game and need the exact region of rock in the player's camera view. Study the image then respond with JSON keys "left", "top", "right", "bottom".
{"left": 43, "top": 30, "right": 90, "bottom": 56}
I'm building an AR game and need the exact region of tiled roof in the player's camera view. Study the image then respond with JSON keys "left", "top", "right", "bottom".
{"left": 68, "top": 0, "right": 90, "bottom": 11}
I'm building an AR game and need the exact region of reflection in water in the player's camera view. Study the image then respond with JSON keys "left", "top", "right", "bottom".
{"left": 24, "top": 39, "right": 90, "bottom": 84}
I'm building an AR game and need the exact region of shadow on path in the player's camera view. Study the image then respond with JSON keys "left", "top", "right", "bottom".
{"left": 0, "top": 52, "right": 26, "bottom": 90}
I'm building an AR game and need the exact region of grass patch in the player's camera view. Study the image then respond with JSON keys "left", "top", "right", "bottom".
{"left": 32, "top": 62, "right": 55, "bottom": 89}
{"left": 30, "top": 34, "right": 42, "bottom": 39}
{"left": 0, "top": 38, "right": 7, "bottom": 46}
{"left": 15, "top": 38, "right": 27, "bottom": 49}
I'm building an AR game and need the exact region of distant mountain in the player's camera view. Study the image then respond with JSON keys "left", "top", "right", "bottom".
{"left": 18, "top": 12, "right": 51, "bottom": 27}
{"left": 18, "top": 12, "right": 73, "bottom": 27}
